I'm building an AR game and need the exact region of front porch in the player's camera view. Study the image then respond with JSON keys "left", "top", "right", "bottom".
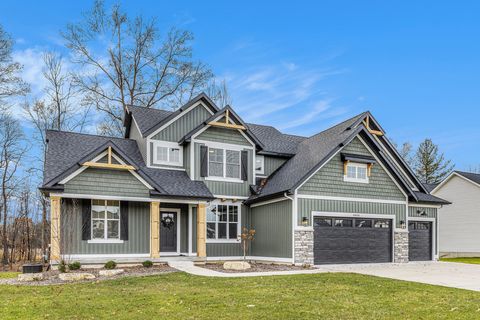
{"left": 49, "top": 195, "right": 208, "bottom": 264}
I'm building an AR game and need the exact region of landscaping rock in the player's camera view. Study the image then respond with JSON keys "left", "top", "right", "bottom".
{"left": 223, "top": 261, "right": 251, "bottom": 271}
{"left": 99, "top": 269, "right": 124, "bottom": 277}
{"left": 17, "top": 273, "right": 43, "bottom": 282}
{"left": 58, "top": 273, "right": 95, "bottom": 281}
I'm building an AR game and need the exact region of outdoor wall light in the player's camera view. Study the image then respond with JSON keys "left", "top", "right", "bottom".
{"left": 400, "top": 220, "right": 406, "bottom": 228}
{"left": 302, "top": 216, "right": 309, "bottom": 226}
{"left": 417, "top": 209, "right": 427, "bottom": 216}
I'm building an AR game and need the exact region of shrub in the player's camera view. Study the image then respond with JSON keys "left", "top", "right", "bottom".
{"left": 58, "top": 260, "right": 67, "bottom": 273}
{"left": 104, "top": 260, "right": 117, "bottom": 270}
{"left": 142, "top": 260, "right": 153, "bottom": 268}
{"left": 68, "top": 261, "right": 81, "bottom": 271}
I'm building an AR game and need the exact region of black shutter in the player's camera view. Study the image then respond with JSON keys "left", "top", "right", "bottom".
{"left": 81, "top": 199, "right": 91, "bottom": 241}
{"left": 120, "top": 201, "right": 129, "bottom": 241}
{"left": 241, "top": 150, "right": 248, "bottom": 181}
{"left": 200, "top": 145, "right": 208, "bottom": 177}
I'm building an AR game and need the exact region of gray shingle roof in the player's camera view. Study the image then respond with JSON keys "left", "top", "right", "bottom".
{"left": 412, "top": 191, "right": 450, "bottom": 205}
{"left": 423, "top": 183, "right": 439, "bottom": 193}
{"left": 246, "top": 123, "right": 306, "bottom": 155}
{"left": 249, "top": 112, "right": 368, "bottom": 201}
{"left": 455, "top": 171, "right": 480, "bottom": 185}
{"left": 43, "top": 130, "right": 213, "bottom": 199}
{"left": 128, "top": 105, "right": 173, "bottom": 137}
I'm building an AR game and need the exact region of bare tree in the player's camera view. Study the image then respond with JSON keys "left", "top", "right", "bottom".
{"left": 206, "top": 79, "right": 232, "bottom": 108}
{"left": 0, "top": 114, "right": 27, "bottom": 266}
{"left": 0, "top": 25, "right": 29, "bottom": 106}
{"left": 62, "top": 0, "right": 213, "bottom": 136}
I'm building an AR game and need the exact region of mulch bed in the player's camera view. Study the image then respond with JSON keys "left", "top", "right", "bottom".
{"left": 0, "top": 264, "right": 176, "bottom": 286}
{"left": 202, "top": 262, "right": 311, "bottom": 273}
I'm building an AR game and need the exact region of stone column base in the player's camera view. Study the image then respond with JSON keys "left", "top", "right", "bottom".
{"left": 294, "top": 229, "right": 314, "bottom": 266}
{"left": 394, "top": 229, "right": 409, "bottom": 263}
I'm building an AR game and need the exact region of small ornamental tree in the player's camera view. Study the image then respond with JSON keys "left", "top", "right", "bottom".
{"left": 240, "top": 227, "right": 255, "bottom": 261}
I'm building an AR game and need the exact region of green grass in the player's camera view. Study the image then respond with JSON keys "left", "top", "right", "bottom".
{"left": 0, "top": 272, "right": 19, "bottom": 279}
{"left": 441, "top": 257, "right": 480, "bottom": 265}
{"left": 1, "top": 272, "right": 480, "bottom": 319}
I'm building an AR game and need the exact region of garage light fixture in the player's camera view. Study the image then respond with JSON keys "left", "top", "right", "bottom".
{"left": 400, "top": 220, "right": 405, "bottom": 228}
{"left": 302, "top": 217, "right": 309, "bottom": 227}
{"left": 417, "top": 209, "right": 427, "bottom": 216}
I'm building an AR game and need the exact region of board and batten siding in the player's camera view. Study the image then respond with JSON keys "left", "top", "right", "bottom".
{"left": 250, "top": 199, "right": 292, "bottom": 258}
{"left": 298, "top": 137, "right": 405, "bottom": 201}
{"left": 206, "top": 205, "right": 250, "bottom": 257}
{"left": 194, "top": 142, "right": 252, "bottom": 197}
{"left": 262, "top": 156, "right": 287, "bottom": 177}
{"left": 408, "top": 206, "right": 437, "bottom": 219}
{"left": 64, "top": 168, "right": 150, "bottom": 198}
{"left": 61, "top": 199, "right": 150, "bottom": 255}
{"left": 298, "top": 198, "right": 406, "bottom": 228}
{"left": 151, "top": 103, "right": 212, "bottom": 142}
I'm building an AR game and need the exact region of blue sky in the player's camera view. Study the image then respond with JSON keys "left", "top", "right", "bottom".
{"left": 1, "top": 1, "right": 480, "bottom": 170}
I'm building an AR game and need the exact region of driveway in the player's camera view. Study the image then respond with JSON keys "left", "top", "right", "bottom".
{"left": 317, "top": 261, "right": 480, "bottom": 291}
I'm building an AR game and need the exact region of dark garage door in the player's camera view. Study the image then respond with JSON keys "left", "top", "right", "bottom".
{"left": 313, "top": 216, "right": 392, "bottom": 265}
{"left": 408, "top": 221, "right": 432, "bottom": 261}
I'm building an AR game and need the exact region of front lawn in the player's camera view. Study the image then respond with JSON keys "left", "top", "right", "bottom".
{"left": 0, "top": 272, "right": 19, "bottom": 279}
{"left": 441, "top": 257, "right": 480, "bottom": 265}
{"left": 1, "top": 272, "right": 480, "bottom": 319}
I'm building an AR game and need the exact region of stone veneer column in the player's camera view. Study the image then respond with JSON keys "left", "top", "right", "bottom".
{"left": 394, "top": 229, "right": 409, "bottom": 263}
{"left": 294, "top": 229, "right": 314, "bottom": 266}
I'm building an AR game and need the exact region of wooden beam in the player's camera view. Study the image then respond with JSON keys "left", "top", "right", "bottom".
{"left": 363, "top": 116, "right": 384, "bottom": 136}
{"left": 150, "top": 201, "right": 160, "bottom": 258}
{"left": 226, "top": 109, "right": 230, "bottom": 124}
{"left": 208, "top": 121, "right": 246, "bottom": 130}
{"left": 197, "top": 203, "right": 207, "bottom": 259}
{"left": 82, "top": 162, "right": 136, "bottom": 171}
{"left": 343, "top": 160, "right": 349, "bottom": 176}
{"left": 367, "top": 163, "right": 373, "bottom": 177}
{"left": 107, "top": 146, "right": 112, "bottom": 164}
{"left": 50, "top": 196, "right": 61, "bottom": 262}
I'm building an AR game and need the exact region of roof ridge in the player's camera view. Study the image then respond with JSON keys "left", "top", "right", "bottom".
{"left": 306, "top": 111, "right": 368, "bottom": 140}
{"left": 46, "top": 130, "right": 136, "bottom": 141}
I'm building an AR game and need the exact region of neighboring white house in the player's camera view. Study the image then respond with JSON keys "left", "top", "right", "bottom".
{"left": 431, "top": 171, "right": 480, "bottom": 257}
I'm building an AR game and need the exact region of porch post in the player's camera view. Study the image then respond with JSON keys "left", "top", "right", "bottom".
{"left": 150, "top": 201, "right": 160, "bottom": 258}
{"left": 50, "top": 196, "right": 61, "bottom": 261}
{"left": 196, "top": 203, "right": 207, "bottom": 259}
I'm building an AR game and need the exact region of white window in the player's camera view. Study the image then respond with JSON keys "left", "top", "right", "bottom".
{"left": 344, "top": 162, "right": 369, "bottom": 183}
{"left": 207, "top": 148, "right": 241, "bottom": 181}
{"left": 91, "top": 200, "right": 120, "bottom": 240}
{"left": 206, "top": 203, "right": 240, "bottom": 241}
{"left": 152, "top": 141, "right": 183, "bottom": 166}
{"left": 255, "top": 155, "right": 264, "bottom": 175}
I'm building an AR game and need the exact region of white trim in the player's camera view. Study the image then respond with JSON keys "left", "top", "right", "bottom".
{"left": 205, "top": 176, "right": 243, "bottom": 183}
{"left": 409, "top": 217, "right": 437, "bottom": 261}
{"left": 51, "top": 193, "right": 207, "bottom": 205}
{"left": 160, "top": 208, "right": 181, "bottom": 255}
{"left": 296, "top": 194, "right": 407, "bottom": 205}
{"left": 147, "top": 101, "right": 214, "bottom": 139}
{"left": 190, "top": 138, "right": 195, "bottom": 178}
{"left": 343, "top": 162, "right": 369, "bottom": 184}
{"left": 188, "top": 204, "right": 193, "bottom": 256}
{"left": 194, "top": 139, "right": 254, "bottom": 151}
{"left": 206, "top": 239, "right": 240, "bottom": 244}
{"left": 147, "top": 165, "right": 186, "bottom": 171}
{"left": 255, "top": 155, "right": 265, "bottom": 175}
{"left": 312, "top": 211, "right": 396, "bottom": 262}
{"left": 87, "top": 239, "right": 124, "bottom": 244}
{"left": 66, "top": 254, "right": 149, "bottom": 259}
{"left": 58, "top": 151, "right": 108, "bottom": 185}
{"left": 109, "top": 153, "right": 154, "bottom": 190}
{"left": 408, "top": 204, "right": 442, "bottom": 209}
{"left": 205, "top": 199, "right": 242, "bottom": 243}
{"left": 206, "top": 256, "right": 292, "bottom": 263}
{"left": 249, "top": 197, "right": 289, "bottom": 208}
{"left": 431, "top": 171, "right": 480, "bottom": 194}
{"left": 212, "top": 195, "right": 249, "bottom": 200}
{"left": 151, "top": 140, "right": 183, "bottom": 167}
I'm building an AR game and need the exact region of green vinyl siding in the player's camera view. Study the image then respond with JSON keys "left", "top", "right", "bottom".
{"left": 298, "top": 198, "right": 406, "bottom": 228}
{"left": 408, "top": 206, "right": 437, "bottom": 219}
{"left": 152, "top": 103, "right": 212, "bottom": 142}
{"left": 205, "top": 205, "right": 250, "bottom": 257}
{"left": 298, "top": 137, "right": 405, "bottom": 201}
{"left": 64, "top": 168, "right": 150, "bottom": 198}
{"left": 250, "top": 199, "right": 292, "bottom": 258}
{"left": 194, "top": 142, "right": 252, "bottom": 197}
{"left": 61, "top": 199, "right": 150, "bottom": 255}
{"left": 196, "top": 126, "right": 251, "bottom": 146}
{"left": 262, "top": 156, "right": 287, "bottom": 176}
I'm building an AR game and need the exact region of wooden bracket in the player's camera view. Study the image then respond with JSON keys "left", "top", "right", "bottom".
{"left": 208, "top": 109, "right": 246, "bottom": 130}
{"left": 343, "top": 160, "right": 349, "bottom": 175}
{"left": 82, "top": 147, "right": 136, "bottom": 171}
{"left": 367, "top": 163, "right": 373, "bottom": 177}
{"left": 363, "top": 116, "right": 384, "bottom": 136}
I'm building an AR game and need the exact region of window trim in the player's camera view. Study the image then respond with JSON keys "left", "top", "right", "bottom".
{"left": 205, "top": 147, "right": 243, "bottom": 183}
{"left": 206, "top": 202, "right": 241, "bottom": 243}
{"left": 89, "top": 199, "right": 124, "bottom": 244}
{"left": 343, "top": 162, "right": 369, "bottom": 184}
{"left": 152, "top": 140, "right": 183, "bottom": 167}
{"left": 255, "top": 155, "right": 265, "bottom": 175}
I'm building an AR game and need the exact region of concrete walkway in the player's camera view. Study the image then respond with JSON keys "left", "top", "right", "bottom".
{"left": 167, "top": 261, "right": 330, "bottom": 278}
{"left": 169, "top": 260, "right": 480, "bottom": 291}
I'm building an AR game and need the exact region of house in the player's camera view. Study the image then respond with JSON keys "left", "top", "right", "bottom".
{"left": 40, "top": 93, "right": 449, "bottom": 265}
{"left": 431, "top": 171, "right": 480, "bottom": 257}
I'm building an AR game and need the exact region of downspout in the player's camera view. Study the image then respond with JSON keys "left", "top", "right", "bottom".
{"left": 285, "top": 192, "right": 296, "bottom": 264}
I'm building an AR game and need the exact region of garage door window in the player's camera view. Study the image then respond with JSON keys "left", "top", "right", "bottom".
{"left": 315, "top": 218, "right": 332, "bottom": 227}
{"left": 355, "top": 219, "right": 372, "bottom": 228}
{"left": 374, "top": 219, "right": 391, "bottom": 228}
{"left": 334, "top": 219, "right": 353, "bottom": 227}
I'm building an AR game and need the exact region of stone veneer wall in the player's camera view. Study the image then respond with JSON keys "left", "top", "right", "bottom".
{"left": 394, "top": 230, "right": 409, "bottom": 263}
{"left": 294, "top": 229, "right": 314, "bottom": 266}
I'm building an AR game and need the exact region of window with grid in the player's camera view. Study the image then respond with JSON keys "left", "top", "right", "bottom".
{"left": 208, "top": 148, "right": 241, "bottom": 179}
{"left": 206, "top": 204, "right": 239, "bottom": 240}
{"left": 91, "top": 200, "right": 120, "bottom": 240}
{"left": 344, "top": 162, "right": 369, "bottom": 183}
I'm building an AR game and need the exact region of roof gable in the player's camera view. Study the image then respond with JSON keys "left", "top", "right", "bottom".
{"left": 432, "top": 171, "right": 480, "bottom": 194}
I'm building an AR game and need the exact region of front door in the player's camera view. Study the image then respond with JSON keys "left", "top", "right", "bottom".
{"left": 160, "top": 212, "right": 177, "bottom": 252}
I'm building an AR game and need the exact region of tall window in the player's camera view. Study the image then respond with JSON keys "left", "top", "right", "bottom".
{"left": 344, "top": 162, "right": 369, "bottom": 183}
{"left": 255, "top": 155, "right": 264, "bottom": 175}
{"left": 152, "top": 141, "right": 182, "bottom": 166}
{"left": 208, "top": 148, "right": 241, "bottom": 180}
{"left": 92, "top": 200, "right": 120, "bottom": 240}
{"left": 206, "top": 204, "right": 239, "bottom": 240}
